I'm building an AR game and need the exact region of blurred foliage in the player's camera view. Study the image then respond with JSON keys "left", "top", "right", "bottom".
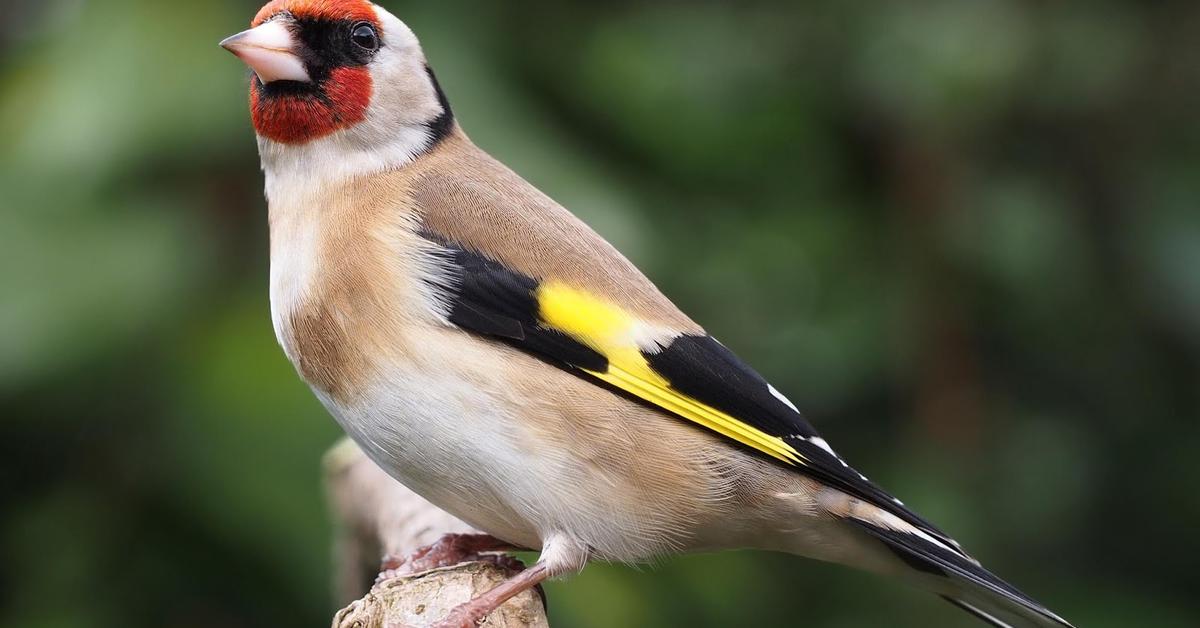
{"left": 2, "top": 0, "right": 1199, "bottom": 626}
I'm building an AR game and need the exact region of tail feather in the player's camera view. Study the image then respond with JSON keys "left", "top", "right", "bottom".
{"left": 845, "top": 517, "right": 1073, "bottom": 628}
{"left": 940, "top": 595, "right": 1019, "bottom": 628}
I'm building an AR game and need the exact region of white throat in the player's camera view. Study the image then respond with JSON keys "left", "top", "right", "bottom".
{"left": 256, "top": 122, "right": 435, "bottom": 203}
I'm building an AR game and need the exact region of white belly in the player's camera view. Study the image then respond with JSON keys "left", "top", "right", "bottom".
{"left": 315, "top": 360, "right": 546, "bottom": 551}
{"left": 307, "top": 327, "right": 728, "bottom": 564}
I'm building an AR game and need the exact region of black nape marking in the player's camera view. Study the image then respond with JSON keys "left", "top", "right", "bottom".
{"left": 420, "top": 232, "right": 607, "bottom": 373}
{"left": 424, "top": 66, "right": 455, "bottom": 146}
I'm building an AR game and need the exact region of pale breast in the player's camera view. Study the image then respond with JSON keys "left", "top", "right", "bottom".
{"left": 264, "top": 164, "right": 447, "bottom": 402}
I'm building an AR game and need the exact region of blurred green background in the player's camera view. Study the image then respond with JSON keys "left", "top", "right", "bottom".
{"left": 3, "top": 0, "right": 1199, "bottom": 626}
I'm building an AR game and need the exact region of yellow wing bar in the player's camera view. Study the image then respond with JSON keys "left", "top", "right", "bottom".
{"left": 537, "top": 281, "right": 802, "bottom": 465}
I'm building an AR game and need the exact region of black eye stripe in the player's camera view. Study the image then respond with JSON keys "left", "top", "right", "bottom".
{"left": 289, "top": 18, "right": 381, "bottom": 82}
{"left": 253, "top": 17, "right": 382, "bottom": 101}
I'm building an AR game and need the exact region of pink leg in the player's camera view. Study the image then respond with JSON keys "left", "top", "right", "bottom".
{"left": 428, "top": 562, "right": 551, "bottom": 628}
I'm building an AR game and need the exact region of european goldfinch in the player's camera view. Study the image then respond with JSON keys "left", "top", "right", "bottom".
{"left": 221, "top": 2, "right": 1073, "bottom": 627}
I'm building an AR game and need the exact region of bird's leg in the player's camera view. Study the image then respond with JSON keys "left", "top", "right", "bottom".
{"left": 429, "top": 535, "right": 585, "bottom": 628}
{"left": 427, "top": 561, "right": 552, "bottom": 628}
{"left": 377, "top": 533, "right": 521, "bottom": 582}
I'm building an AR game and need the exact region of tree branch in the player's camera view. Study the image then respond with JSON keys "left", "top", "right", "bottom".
{"left": 324, "top": 438, "right": 549, "bottom": 627}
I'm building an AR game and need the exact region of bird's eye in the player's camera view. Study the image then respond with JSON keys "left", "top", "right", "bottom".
{"left": 350, "top": 23, "right": 379, "bottom": 51}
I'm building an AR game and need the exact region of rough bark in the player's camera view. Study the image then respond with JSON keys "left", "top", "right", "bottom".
{"left": 324, "top": 438, "right": 549, "bottom": 627}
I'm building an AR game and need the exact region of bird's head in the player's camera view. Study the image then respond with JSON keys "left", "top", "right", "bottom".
{"left": 221, "top": 0, "right": 451, "bottom": 167}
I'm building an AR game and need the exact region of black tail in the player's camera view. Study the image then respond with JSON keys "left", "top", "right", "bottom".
{"left": 846, "top": 518, "right": 1073, "bottom": 628}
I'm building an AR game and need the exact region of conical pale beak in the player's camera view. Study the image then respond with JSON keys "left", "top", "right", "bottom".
{"left": 220, "top": 19, "right": 311, "bottom": 84}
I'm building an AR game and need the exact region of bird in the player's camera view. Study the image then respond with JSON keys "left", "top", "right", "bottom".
{"left": 220, "top": 2, "right": 1073, "bottom": 626}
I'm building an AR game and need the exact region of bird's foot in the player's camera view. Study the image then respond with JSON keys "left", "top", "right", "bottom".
{"left": 376, "top": 533, "right": 521, "bottom": 583}
{"left": 426, "top": 561, "right": 551, "bottom": 628}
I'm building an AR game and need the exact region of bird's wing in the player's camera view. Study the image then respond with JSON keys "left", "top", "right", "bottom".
{"left": 407, "top": 136, "right": 958, "bottom": 553}
{"left": 417, "top": 237, "right": 963, "bottom": 553}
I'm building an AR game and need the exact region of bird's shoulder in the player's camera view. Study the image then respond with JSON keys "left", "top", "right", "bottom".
{"left": 403, "top": 131, "right": 700, "bottom": 333}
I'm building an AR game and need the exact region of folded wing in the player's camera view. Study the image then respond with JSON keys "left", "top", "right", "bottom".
{"left": 421, "top": 232, "right": 961, "bottom": 553}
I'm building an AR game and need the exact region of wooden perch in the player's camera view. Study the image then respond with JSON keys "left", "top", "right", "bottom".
{"left": 324, "top": 438, "right": 549, "bottom": 628}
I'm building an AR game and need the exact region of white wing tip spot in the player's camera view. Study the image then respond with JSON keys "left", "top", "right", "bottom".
{"left": 806, "top": 436, "right": 836, "bottom": 455}
{"left": 768, "top": 384, "right": 800, "bottom": 413}
{"left": 802, "top": 435, "right": 851, "bottom": 467}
